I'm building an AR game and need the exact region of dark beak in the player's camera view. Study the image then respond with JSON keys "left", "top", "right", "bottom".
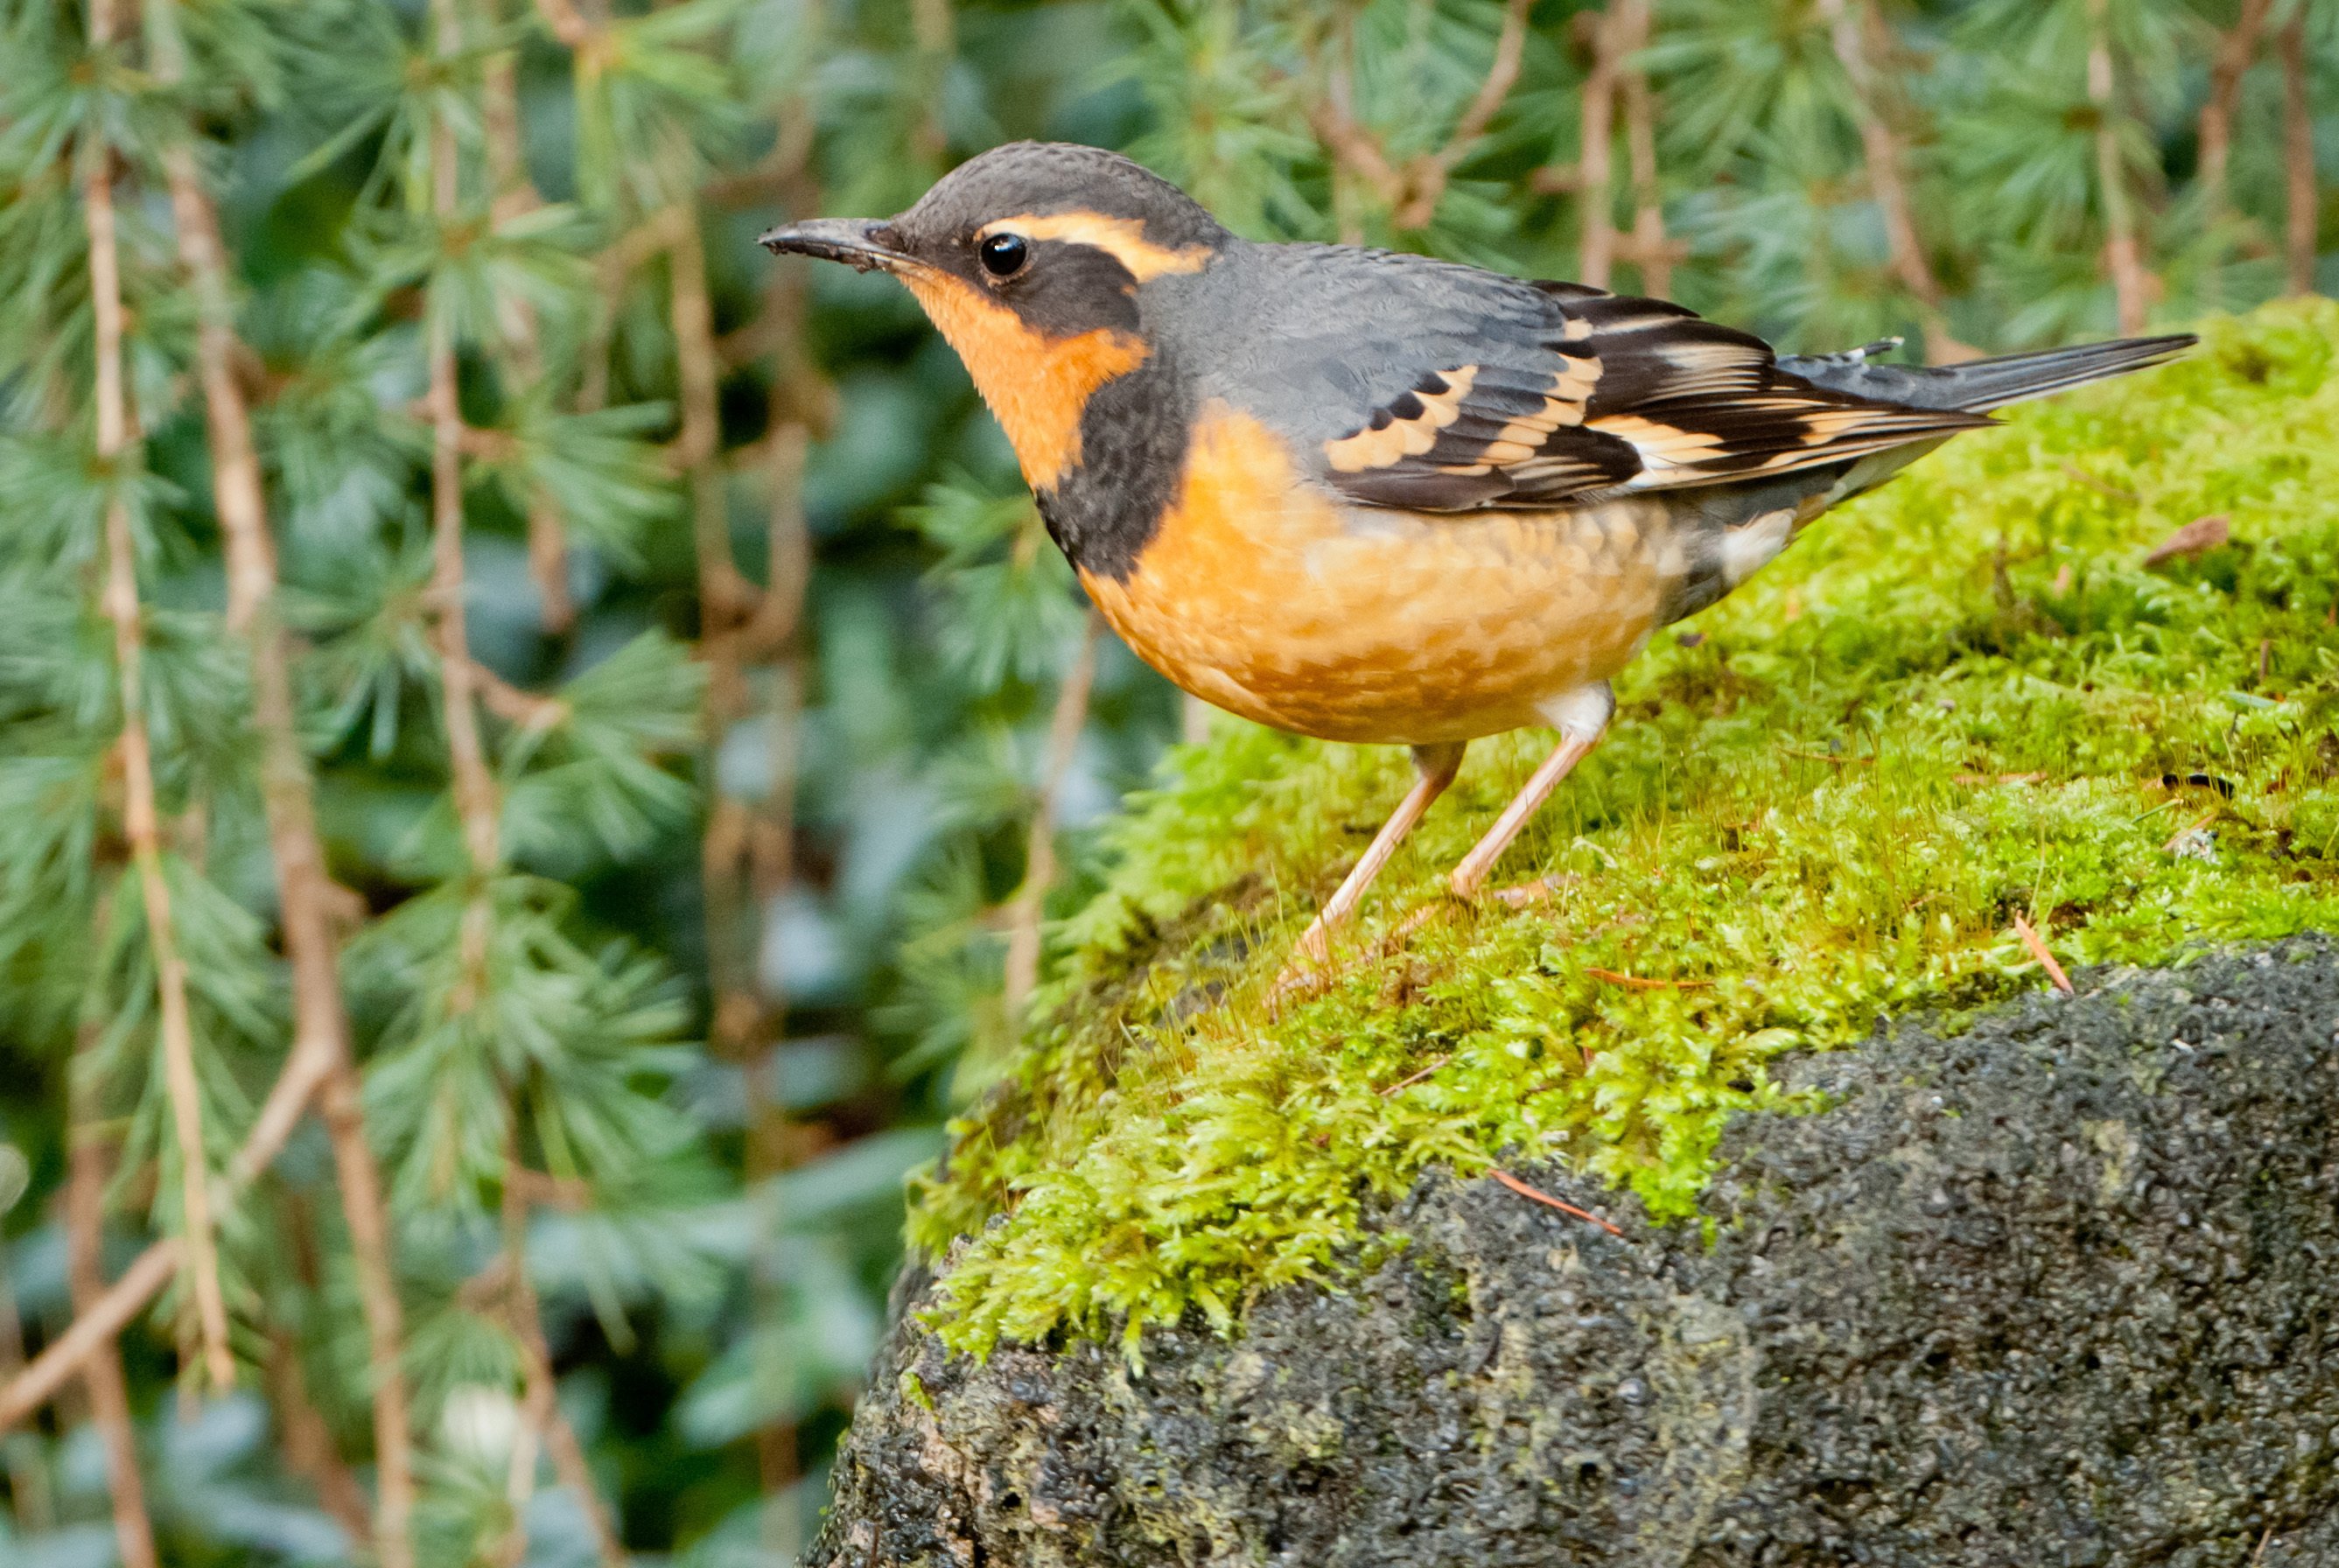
{"left": 756, "top": 217, "right": 914, "bottom": 274}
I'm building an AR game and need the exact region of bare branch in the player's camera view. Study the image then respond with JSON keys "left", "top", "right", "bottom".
{"left": 2200, "top": 0, "right": 2274, "bottom": 220}
{"left": 67, "top": 1114, "right": 159, "bottom": 1568}
{"left": 2084, "top": 0, "right": 2154, "bottom": 333}
{"left": 1613, "top": 0, "right": 1669, "bottom": 297}
{"left": 83, "top": 0, "right": 234, "bottom": 1396}
{"left": 2280, "top": 11, "right": 2319, "bottom": 298}
{"left": 1577, "top": 4, "right": 1620, "bottom": 288}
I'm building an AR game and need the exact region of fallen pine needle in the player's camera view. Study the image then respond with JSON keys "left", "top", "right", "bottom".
{"left": 1378, "top": 1055, "right": 1450, "bottom": 1097}
{"left": 2055, "top": 459, "right": 2139, "bottom": 503}
{"left": 1491, "top": 1170, "right": 1624, "bottom": 1237}
{"left": 1583, "top": 967, "right": 1711, "bottom": 990}
{"left": 2012, "top": 914, "right": 2074, "bottom": 995}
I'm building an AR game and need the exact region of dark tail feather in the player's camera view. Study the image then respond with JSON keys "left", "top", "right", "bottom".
{"left": 1936, "top": 333, "right": 2197, "bottom": 412}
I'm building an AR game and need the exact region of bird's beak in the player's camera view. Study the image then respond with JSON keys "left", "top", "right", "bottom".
{"left": 756, "top": 217, "right": 917, "bottom": 274}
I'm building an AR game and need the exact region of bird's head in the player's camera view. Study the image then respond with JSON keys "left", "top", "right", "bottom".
{"left": 759, "top": 142, "right": 1227, "bottom": 493}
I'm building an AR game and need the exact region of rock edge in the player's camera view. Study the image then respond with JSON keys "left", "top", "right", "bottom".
{"left": 817, "top": 941, "right": 2339, "bottom": 1567}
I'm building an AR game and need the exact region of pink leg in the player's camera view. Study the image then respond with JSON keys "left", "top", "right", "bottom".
{"left": 1448, "top": 683, "right": 1613, "bottom": 899}
{"left": 1292, "top": 741, "right": 1467, "bottom": 965}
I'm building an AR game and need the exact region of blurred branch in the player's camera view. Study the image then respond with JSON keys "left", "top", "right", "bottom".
{"left": 501, "top": 1156, "right": 626, "bottom": 1568}
{"left": 1003, "top": 610, "right": 1102, "bottom": 1026}
{"left": 151, "top": 6, "right": 417, "bottom": 1546}
{"left": 428, "top": 0, "right": 507, "bottom": 914}
{"left": 82, "top": 0, "right": 234, "bottom": 1398}
{"left": 483, "top": 0, "right": 577, "bottom": 634}
{"left": 1613, "top": 0, "right": 1671, "bottom": 297}
{"left": 66, "top": 1110, "right": 159, "bottom": 1568}
{"left": 2200, "top": 0, "right": 2273, "bottom": 222}
{"left": 1576, "top": 4, "right": 1620, "bottom": 287}
{"left": 2085, "top": 0, "right": 2153, "bottom": 332}
{"left": 264, "top": 1324, "right": 375, "bottom": 1545}
{"left": 2281, "top": 10, "right": 2318, "bottom": 297}
{"left": 1817, "top": 0, "right": 1971, "bottom": 360}
{"left": 1308, "top": 0, "right": 1533, "bottom": 233}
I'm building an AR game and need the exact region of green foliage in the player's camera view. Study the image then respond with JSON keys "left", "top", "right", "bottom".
{"left": 910, "top": 300, "right": 2339, "bottom": 1362}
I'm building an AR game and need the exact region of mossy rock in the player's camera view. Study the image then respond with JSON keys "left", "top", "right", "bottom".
{"left": 825, "top": 942, "right": 2339, "bottom": 1564}
{"left": 830, "top": 302, "right": 2339, "bottom": 1558}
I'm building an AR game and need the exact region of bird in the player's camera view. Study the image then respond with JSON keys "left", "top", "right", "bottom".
{"left": 760, "top": 141, "right": 2193, "bottom": 971}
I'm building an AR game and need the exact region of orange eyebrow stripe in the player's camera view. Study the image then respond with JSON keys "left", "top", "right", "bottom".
{"left": 981, "top": 211, "right": 1213, "bottom": 283}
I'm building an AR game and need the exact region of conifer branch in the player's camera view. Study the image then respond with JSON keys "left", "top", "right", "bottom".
{"left": 2280, "top": 10, "right": 2318, "bottom": 298}
{"left": 66, "top": 1108, "right": 159, "bottom": 1568}
{"left": 2085, "top": 0, "right": 2154, "bottom": 333}
{"left": 1306, "top": 0, "right": 1530, "bottom": 233}
{"left": 1002, "top": 610, "right": 1102, "bottom": 1026}
{"left": 81, "top": 0, "right": 235, "bottom": 1396}
{"left": 430, "top": 0, "right": 507, "bottom": 904}
{"left": 0, "top": 991, "right": 358, "bottom": 1432}
{"left": 265, "top": 1321, "right": 376, "bottom": 1544}
{"left": 1612, "top": 0, "right": 1674, "bottom": 298}
{"left": 1575, "top": 5, "right": 1621, "bottom": 288}
{"left": 150, "top": 16, "right": 418, "bottom": 1546}
{"left": 2199, "top": 0, "right": 2273, "bottom": 223}
{"left": 1817, "top": 0, "right": 1970, "bottom": 360}
{"left": 500, "top": 1155, "right": 627, "bottom": 1568}
{"left": 482, "top": 0, "right": 578, "bottom": 634}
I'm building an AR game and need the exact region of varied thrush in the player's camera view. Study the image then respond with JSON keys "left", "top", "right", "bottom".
{"left": 761, "top": 142, "right": 2192, "bottom": 965}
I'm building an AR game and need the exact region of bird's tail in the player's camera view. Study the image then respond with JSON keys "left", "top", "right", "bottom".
{"left": 1781, "top": 332, "right": 2197, "bottom": 413}
{"left": 1929, "top": 334, "right": 2198, "bottom": 412}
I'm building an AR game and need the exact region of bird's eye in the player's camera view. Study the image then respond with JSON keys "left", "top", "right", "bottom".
{"left": 979, "top": 233, "right": 1028, "bottom": 277}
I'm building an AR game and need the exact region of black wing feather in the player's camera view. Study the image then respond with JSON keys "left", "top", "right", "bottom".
{"left": 1313, "top": 283, "right": 1990, "bottom": 513}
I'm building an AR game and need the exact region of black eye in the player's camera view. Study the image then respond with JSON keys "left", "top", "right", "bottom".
{"left": 979, "top": 233, "right": 1027, "bottom": 277}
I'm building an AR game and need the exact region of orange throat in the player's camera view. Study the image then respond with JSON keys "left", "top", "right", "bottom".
{"left": 899, "top": 270, "right": 1149, "bottom": 492}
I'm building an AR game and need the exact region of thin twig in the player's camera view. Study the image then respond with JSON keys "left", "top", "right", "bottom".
{"left": 502, "top": 1156, "right": 626, "bottom": 1568}
{"left": 2055, "top": 459, "right": 2139, "bottom": 504}
{"left": 1489, "top": 1169, "right": 1625, "bottom": 1237}
{"left": 152, "top": 16, "right": 417, "bottom": 1546}
{"left": 1378, "top": 1055, "right": 1451, "bottom": 1097}
{"left": 1390, "top": 0, "right": 1531, "bottom": 228}
{"left": 1576, "top": 4, "right": 1621, "bottom": 287}
{"left": 2084, "top": 0, "right": 2153, "bottom": 333}
{"left": 2199, "top": 0, "right": 2274, "bottom": 222}
{"left": 2279, "top": 11, "right": 2317, "bottom": 298}
{"left": 2012, "top": 913, "right": 2074, "bottom": 995}
{"left": 1613, "top": 0, "right": 1673, "bottom": 297}
{"left": 1817, "top": 0, "right": 1969, "bottom": 359}
{"left": 1582, "top": 967, "right": 1712, "bottom": 990}
{"left": 0, "top": 1001, "right": 352, "bottom": 1432}
{"left": 67, "top": 1106, "right": 159, "bottom": 1568}
{"left": 429, "top": 0, "right": 505, "bottom": 1042}
{"left": 266, "top": 1324, "right": 375, "bottom": 1545}
{"left": 1004, "top": 610, "right": 1103, "bottom": 1025}
{"left": 481, "top": 0, "right": 575, "bottom": 634}
{"left": 81, "top": 0, "right": 234, "bottom": 1396}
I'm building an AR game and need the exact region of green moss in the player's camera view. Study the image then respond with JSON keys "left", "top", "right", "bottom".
{"left": 907, "top": 301, "right": 2339, "bottom": 1362}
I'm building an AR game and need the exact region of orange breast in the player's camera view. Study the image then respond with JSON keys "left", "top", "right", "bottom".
{"left": 1082, "top": 402, "right": 1678, "bottom": 745}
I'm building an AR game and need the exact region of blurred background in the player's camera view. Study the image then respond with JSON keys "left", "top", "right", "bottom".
{"left": 0, "top": 0, "right": 2328, "bottom": 1562}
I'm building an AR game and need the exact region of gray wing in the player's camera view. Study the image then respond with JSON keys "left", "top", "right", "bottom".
{"left": 1203, "top": 248, "right": 1990, "bottom": 513}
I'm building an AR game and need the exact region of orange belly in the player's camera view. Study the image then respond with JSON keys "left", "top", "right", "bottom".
{"left": 1081, "top": 402, "right": 1681, "bottom": 745}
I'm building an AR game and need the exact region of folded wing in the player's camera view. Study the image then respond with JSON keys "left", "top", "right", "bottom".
{"left": 1314, "top": 284, "right": 1991, "bottom": 513}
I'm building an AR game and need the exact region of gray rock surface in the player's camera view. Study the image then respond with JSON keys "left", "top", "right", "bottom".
{"left": 816, "top": 941, "right": 2339, "bottom": 1566}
